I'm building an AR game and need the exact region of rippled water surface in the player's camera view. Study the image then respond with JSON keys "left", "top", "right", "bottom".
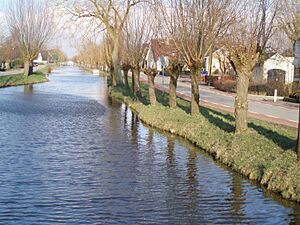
{"left": 0, "top": 67, "right": 300, "bottom": 224}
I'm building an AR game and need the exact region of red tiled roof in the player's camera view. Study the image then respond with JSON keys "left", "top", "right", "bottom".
{"left": 150, "top": 39, "right": 178, "bottom": 62}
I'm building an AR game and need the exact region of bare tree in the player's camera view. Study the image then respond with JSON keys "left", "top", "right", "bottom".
{"left": 166, "top": 58, "right": 184, "bottom": 108}
{"left": 144, "top": 68, "right": 158, "bottom": 105}
{"left": 66, "top": 0, "right": 143, "bottom": 86}
{"left": 0, "top": 36, "right": 21, "bottom": 69}
{"left": 6, "top": 0, "right": 55, "bottom": 77}
{"left": 226, "top": 1, "right": 277, "bottom": 134}
{"left": 278, "top": 0, "right": 300, "bottom": 53}
{"left": 163, "top": 0, "right": 237, "bottom": 115}
{"left": 122, "top": 4, "right": 157, "bottom": 100}
{"left": 257, "top": 0, "right": 278, "bottom": 82}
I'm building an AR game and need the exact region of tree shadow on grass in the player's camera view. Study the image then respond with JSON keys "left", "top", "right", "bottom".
{"left": 200, "top": 107, "right": 235, "bottom": 133}
{"left": 249, "top": 122, "right": 296, "bottom": 151}
{"left": 125, "top": 82, "right": 296, "bottom": 151}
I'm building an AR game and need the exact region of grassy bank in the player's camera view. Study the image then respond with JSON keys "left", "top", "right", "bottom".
{"left": 0, "top": 70, "right": 49, "bottom": 88}
{"left": 110, "top": 82, "right": 300, "bottom": 202}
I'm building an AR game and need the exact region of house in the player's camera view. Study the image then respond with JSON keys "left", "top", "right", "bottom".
{"left": 144, "top": 39, "right": 178, "bottom": 71}
{"left": 253, "top": 53, "right": 295, "bottom": 84}
{"left": 33, "top": 53, "right": 47, "bottom": 65}
{"left": 204, "top": 48, "right": 234, "bottom": 76}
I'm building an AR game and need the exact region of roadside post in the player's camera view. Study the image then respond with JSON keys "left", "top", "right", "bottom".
{"left": 160, "top": 56, "right": 166, "bottom": 96}
{"left": 274, "top": 89, "right": 277, "bottom": 102}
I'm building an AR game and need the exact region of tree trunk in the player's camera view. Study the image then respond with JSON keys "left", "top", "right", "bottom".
{"left": 148, "top": 75, "right": 156, "bottom": 105}
{"left": 235, "top": 74, "right": 250, "bottom": 134}
{"left": 297, "top": 103, "right": 300, "bottom": 158}
{"left": 24, "top": 60, "right": 30, "bottom": 78}
{"left": 110, "top": 67, "right": 116, "bottom": 86}
{"left": 169, "top": 75, "right": 178, "bottom": 108}
{"left": 29, "top": 61, "right": 33, "bottom": 75}
{"left": 258, "top": 52, "right": 266, "bottom": 83}
{"left": 191, "top": 69, "right": 200, "bottom": 115}
{"left": 208, "top": 47, "right": 213, "bottom": 76}
{"left": 131, "top": 69, "right": 135, "bottom": 93}
{"left": 123, "top": 69, "right": 129, "bottom": 89}
{"left": 132, "top": 68, "right": 141, "bottom": 99}
{"left": 112, "top": 37, "right": 123, "bottom": 86}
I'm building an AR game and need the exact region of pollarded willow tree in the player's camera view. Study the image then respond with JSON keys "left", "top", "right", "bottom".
{"left": 226, "top": 1, "right": 277, "bottom": 134}
{"left": 66, "top": 0, "right": 144, "bottom": 86}
{"left": 166, "top": 58, "right": 184, "bottom": 108}
{"left": 122, "top": 4, "right": 157, "bottom": 100}
{"left": 278, "top": 0, "right": 300, "bottom": 52}
{"left": 6, "top": 0, "right": 55, "bottom": 77}
{"left": 163, "top": 0, "right": 237, "bottom": 115}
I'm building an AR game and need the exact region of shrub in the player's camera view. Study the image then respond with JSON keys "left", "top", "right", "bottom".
{"left": 265, "top": 81, "right": 290, "bottom": 96}
{"left": 214, "top": 79, "right": 236, "bottom": 92}
{"left": 248, "top": 83, "right": 268, "bottom": 95}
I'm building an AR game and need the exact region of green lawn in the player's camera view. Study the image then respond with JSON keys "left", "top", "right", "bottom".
{"left": 111, "top": 80, "right": 300, "bottom": 202}
{"left": 0, "top": 71, "right": 49, "bottom": 88}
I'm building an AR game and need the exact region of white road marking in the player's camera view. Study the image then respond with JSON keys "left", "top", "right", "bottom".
{"left": 287, "top": 119, "right": 298, "bottom": 123}
{"left": 266, "top": 115, "right": 279, "bottom": 119}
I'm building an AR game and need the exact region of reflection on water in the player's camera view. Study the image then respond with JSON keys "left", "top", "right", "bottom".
{"left": 24, "top": 84, "right": 33, "bottom": 94}
{"left": 0, "top": 66, "right": 299, "bottom": 224}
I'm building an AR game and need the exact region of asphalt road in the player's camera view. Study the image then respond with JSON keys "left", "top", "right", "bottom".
{"left": 140, "top": 73, "right": 299, "bottom": 127}
{"left": 0, "top": 65, "right": 46, "bottom": 76}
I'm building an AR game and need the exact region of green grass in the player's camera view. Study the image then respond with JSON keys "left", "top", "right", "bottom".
{"left": 111, "top": 80, "right": 300, "bottom": 202}
{"left": 0, "top": 71, "right": 49, "bottom": 88}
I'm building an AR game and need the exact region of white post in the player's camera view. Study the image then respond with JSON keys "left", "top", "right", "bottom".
{"left": 162, "top": 66, "right": 165, "bottom": 95}
{"left": 274, "top": 89, "right": 278, "bottom": 102}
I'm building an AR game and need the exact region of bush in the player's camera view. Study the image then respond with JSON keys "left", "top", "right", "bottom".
{"left": 214, "top": 79, "right": 236, "bottom": 92}
{"left": 248, "top": 83, "right": 268, "bottom": 95}
{"left": 265, "top": 81, "right": 289, "bottom": 96}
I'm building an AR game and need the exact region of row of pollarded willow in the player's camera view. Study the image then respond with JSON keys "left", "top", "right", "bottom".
{"left": 162, "top": 0, "right": 238, "bottom": 116}
{"left": 66, "top": 0, "right": 146, "bottom": 86}
{"left": 71, "top": 0, "right": 298, "bottom": 138}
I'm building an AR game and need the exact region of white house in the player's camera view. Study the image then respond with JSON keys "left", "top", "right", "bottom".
{"left": 144, "top": 39, "right": 178, "bottom": 71}
{"left": 33, "top": 53, "right": 47, "bottom": 65}
{"left": 254, "top": 53, "right": 295, "bottom": 84}
{"left": 204, "top": 48, "right": 234, "bottom": 76}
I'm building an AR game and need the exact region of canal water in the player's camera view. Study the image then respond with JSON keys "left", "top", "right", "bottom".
{"left": 0, "top": 66, "right": 300, "bottom": 224}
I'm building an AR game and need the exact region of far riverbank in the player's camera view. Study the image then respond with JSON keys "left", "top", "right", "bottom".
{"left": 0, "top": 65, "right": 53, "bottom": 88}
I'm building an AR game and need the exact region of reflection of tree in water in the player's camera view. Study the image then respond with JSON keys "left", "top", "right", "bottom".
{"left": 186, "top": 148, "right": 199, "bottom": 224}
{"left": 230, "top": 175, "right": 246, "bottom": 223}
{"left": 167, "top": 135, "right": 175, "bottom": 164}
{"left": 130, "top": 111, "right": 138, "bottom": 145}
{"left": 147, "top": 128, "right": 153, "bottom": 146}
{"left": 24, "top": 84, "right": 33, "bottom": 94}
{"left": 124, "top": 106, "right": 128, "bottom": 129}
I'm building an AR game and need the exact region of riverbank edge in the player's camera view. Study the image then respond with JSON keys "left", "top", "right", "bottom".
{"left": 110, "top": 86, "right": 300, "bottom": 203}
{"left": 0, "top": 69, "right": 51, "bottom": 88}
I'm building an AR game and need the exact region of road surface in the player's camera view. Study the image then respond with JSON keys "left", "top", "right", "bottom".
{"left": 139, "top": 73, "right": 299, "bottom": 128}
{"left": 0, "top": 65, "right": 46, "bottom": 76}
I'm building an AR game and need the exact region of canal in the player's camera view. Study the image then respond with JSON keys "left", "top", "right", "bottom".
{"left": 0, "top": 66, "right": 300, "bottom": 224}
